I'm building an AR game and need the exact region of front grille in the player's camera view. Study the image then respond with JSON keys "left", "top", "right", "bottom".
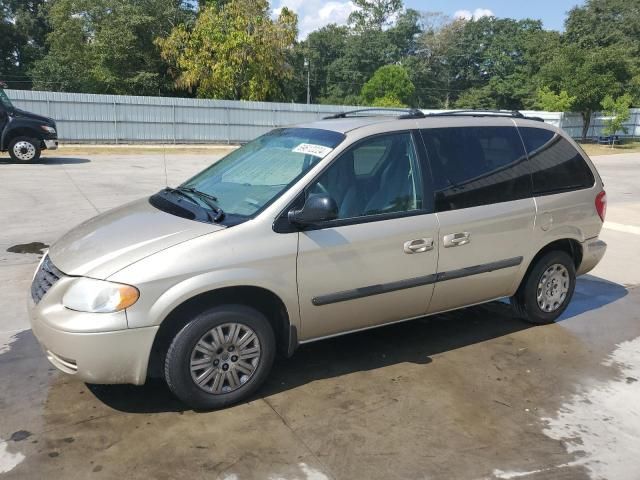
{"left": 31, "top": 255, "right": 64, "bottom": 304}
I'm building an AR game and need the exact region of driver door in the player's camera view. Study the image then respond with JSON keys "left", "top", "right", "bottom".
{"left": 295, "top": 131, "right": 439, "bottom": 340}
{"left": 0, "top": 105, "right": 7, "bottom": 141}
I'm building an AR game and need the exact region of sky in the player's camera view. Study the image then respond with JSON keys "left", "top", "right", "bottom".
{"left": 272, "top": 0, "right": 586, "bottom": 38}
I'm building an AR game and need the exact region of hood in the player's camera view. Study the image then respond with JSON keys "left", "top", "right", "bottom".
{"left": 48, "top": 198, "right": 225, "bottom": 278}
{"left": 11, "top": 108, "right": 55, "bottom": 125}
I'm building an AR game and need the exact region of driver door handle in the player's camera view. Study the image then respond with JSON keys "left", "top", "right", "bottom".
{"left": 443, "top": 232, "right": 471, "bottom": 248}
{"left": 404, "top": 238, "right": 434, "bottom": 254}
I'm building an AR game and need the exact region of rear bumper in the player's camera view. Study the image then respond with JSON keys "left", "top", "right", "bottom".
{"left": 577, "top": 238, "right": 607, "bottom": 276}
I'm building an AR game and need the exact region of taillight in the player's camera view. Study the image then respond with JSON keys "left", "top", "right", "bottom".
{"left": 595, "top": 191, "right": 607, "bottom": 222}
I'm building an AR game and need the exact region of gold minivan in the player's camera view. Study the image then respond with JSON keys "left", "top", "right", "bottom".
{"left": 28, "top": 109, "right": 607, "bottom": 409}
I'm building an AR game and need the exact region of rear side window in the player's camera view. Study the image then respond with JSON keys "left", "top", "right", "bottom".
{"left": 421, "top": 127, "right": 531, "bottom": 212}
{"left": 519, "top": 128, "right": 595, "bottom": 195}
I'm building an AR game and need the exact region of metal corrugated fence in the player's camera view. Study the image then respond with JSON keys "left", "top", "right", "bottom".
{"left": 6, "top": 89, "right": 640, "bottom": 144}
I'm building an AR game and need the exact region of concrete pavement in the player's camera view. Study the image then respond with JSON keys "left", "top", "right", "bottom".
{"left": 0, "top": 150, "right": 639, "bottom": 480}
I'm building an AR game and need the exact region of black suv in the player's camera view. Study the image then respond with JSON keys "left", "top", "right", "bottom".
{"left": 0, "top": 86, "right": 58, "bottom": 162}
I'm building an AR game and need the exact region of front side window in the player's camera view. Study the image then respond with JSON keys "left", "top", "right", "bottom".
{"left": 180, "top": 128, "right": 345, "bottom": 218}
{"left": 307, "top": 132, "right": 423, "bottom": 220}
{"left": 0, "top": 89, "right": 13, "bottom": 110}
{"left": 421, "top": 126, "right": 531, "bottom": 212}
{"left": 519, "top": 127, "right": 595, "bottom": 195}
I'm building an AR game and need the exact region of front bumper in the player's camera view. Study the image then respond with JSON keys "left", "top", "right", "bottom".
{"left": 28, "top": 291, "right": 158, "bottom": 385}
{"left": 577, "top": 238, "right": 607, "bottom": 276}
{"left": 43, "top": 139, "right": 58, "bottom": 150}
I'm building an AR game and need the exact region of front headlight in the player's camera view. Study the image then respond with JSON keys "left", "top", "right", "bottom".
{"left": 62, "top": 278, "right": 139, "bottom": 313}
{"left": 40, "top": 125, "right": 56, "bottom": 134}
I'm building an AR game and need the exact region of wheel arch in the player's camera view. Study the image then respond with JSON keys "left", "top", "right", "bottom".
{"left": 4, "top": 127, "right": 43, "bottom": 148}
{"left": 146, "top": 285, "right": 295, "bottom": 379}
{"left": 517, "top": 238, "right": 583, "bottom": 292}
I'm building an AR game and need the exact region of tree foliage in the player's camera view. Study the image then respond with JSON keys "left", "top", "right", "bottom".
{"left": 361, "top": 65, "right": 415, "bottom": 106}
{"left": 348, "top": 0, "right": 403, "bottom": 31}
{"left": 0, "top": 0, "right": 49, "bottom": 88}
{"left": 538, "top": 44, "right": 633, "bottom": 139}
{"left": 536, "top": 87, "right": 575, "bottom": 112}
{"left": 1, "top": 0, "right": 638, "bottom": 132}
{"left": 29, "top": 0, "right": 193, "bottom": 94}
{"left": 601, "top": 93, "right": 632, "bottom": 136}
{"left": 157, "top": 0, "right": 297, "bottom": 100}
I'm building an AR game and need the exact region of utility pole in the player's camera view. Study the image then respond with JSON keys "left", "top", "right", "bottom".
{"left": 304, "top": 58, "right": 310, "bottom": 104}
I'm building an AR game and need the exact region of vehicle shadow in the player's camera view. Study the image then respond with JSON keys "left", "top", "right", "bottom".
{"left": 87, "top": 274, "right": 628, "bottom": 413}
{"left": 0, "top": 157, "right": 90, "bottom": 165}
{"left": 559, "top": 274, "right": 628, "bottom": 320}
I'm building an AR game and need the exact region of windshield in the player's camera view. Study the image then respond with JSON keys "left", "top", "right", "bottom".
{"left": 180, "top": 128, "right": 345, "bottom": 217}
{"left": 0, "top": 89, "right": 13, "bottom": 110}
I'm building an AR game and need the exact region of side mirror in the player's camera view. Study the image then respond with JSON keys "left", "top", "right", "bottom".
{"left": 288, "top": 194, "right": 339, "bottom": 226}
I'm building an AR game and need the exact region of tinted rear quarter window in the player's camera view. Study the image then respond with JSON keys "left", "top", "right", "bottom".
{"left": 421, "top": 126, "right": 531, "bottom": 211}
{"left": 519, "top": 127, "right": 595, "bottom": 195}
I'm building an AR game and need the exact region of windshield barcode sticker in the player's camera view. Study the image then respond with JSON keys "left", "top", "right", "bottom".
{"left": 292, "top": 143, "right": 333, "bottom": 158}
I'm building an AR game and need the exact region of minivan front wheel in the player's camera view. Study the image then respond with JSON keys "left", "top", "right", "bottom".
{"left": 164, "top": 305, "right": 275, "bottom": 410}
{"left": 9, "top": 137, "right": 41, "bottom": 162}
{"left": 512, "top": 250, "right": 576, "bottom": 324}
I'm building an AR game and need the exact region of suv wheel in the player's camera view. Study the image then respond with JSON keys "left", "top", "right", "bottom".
{"left": 511, "top": 250, "right": 576, "bottom": 324}
{"left": 9, "top": 137, "right": 41, "bottom": 162}
{"left": 164, "top": 305, "right": 275, "bottom": 410}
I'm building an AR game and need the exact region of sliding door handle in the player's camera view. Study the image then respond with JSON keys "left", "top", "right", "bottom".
{"left": 404, "top": 238, "right": 434, "bottom": 254}
{"left": 443, "top": 232, "right": 471, "bottom": 248}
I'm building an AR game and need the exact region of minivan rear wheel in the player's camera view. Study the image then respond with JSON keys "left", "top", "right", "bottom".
{"left": 164, "top": 305, "right": 275, "bottom": 410}
{"left": 511, "top": 250, "right": 576, "bottom": 324}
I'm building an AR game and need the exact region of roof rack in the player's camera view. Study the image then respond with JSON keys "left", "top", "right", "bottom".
{"left": 323, "top": 108, "right": 426, "bottom": 120}
{"left": 426, "top": 109, "right": 545, "bottom": 122}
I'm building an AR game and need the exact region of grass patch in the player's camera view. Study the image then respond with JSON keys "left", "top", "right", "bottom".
{"left": 579, "top": 140, "right": 640, "bottom": 156}
{"left": 41, "top": 144, "right": 238, "bottom": 156}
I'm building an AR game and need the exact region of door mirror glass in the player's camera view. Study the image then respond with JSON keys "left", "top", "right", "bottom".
{"left": 288, "top": 194, "right": 338, "bottom": 226}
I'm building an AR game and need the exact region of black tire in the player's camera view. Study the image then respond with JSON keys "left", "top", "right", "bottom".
{"left": 8, "top": 136, "right": 41, "bottom": 163}
{"left": 511, "top": 250, "right": 576, "bottom": 324}
{"left": 164, "top": 305, "right": 275, "bottom": 410}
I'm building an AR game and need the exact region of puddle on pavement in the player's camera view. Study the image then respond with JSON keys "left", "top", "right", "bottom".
{"left": 6, "top": 242, "right": 49, "bottom": 255}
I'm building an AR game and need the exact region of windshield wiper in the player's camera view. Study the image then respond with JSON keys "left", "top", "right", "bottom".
{"left": 165, "top": 187, "right": 225, "bottom": 222}
{"left": 179, "top": 186, "right": 218, "bottom": 203}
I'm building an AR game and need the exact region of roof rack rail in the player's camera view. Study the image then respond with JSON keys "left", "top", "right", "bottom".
{"left": 427, "top": 109, "right": 525, "bottom": 118}
{"left": 426, "top": 109, "right": 545, "bottom": 122}
{"left": 323, "top": 108, "right": 425, "bottom": 120}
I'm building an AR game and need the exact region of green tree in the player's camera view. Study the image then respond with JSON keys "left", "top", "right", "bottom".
{"left": 31, "top": 0, "right": 193, "bottom": 94}
{"left": 370, "top": 95, "right": 406, "bottom": 107}
{"left": 298, "top": 24, "right": 350, "bottom": 103}
{"left": 454, "top": 86, "right": 498, "bottom": 109}
{"left": 535, "top": 86, "right": 575, "bottom": 112}
{"left": 0, "top": 0, "right": 49, "bottom": 88}
{"left": 414, "top": 16, "right": 555, "bottom": 110}
{"left": 361, "top": 64, "right": 415, "bottom": 106}
{"left": 157, "top": 0, "right": 297, "bottom": 100}
{"left": 321, "top": 9, "right": 420, "bottom": 103}
{"left": 348, "top": 0, "right": 403, "bottom": 31}
{"left": 565, "top": 0, "right": 640, "bottom": 53}
{"left": 538, "top": 44, "right": 632, "bottom": 139}
{"left": 601, "top": 93, "right": 632, "bottom": 137}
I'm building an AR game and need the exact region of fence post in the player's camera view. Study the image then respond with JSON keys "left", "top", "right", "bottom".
{"left": 226, "top": 106, "right": 231, "bottom": 145}
{"left": 172, "top": 102, "right": 176, "bottom": 144}
{"left": 113, "top": 101, "right": 118, "bottom": 145}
